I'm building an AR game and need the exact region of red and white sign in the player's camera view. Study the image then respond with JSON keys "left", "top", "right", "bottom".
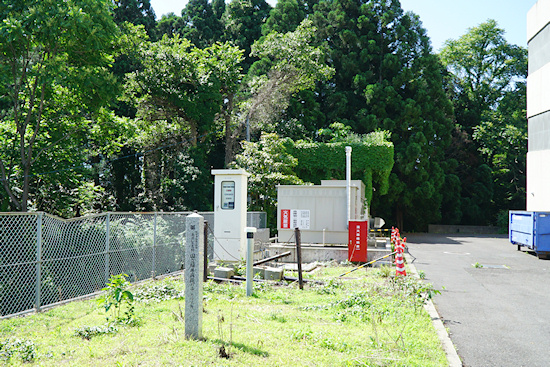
{"left": 281, "top": 209, "right": 291, "bottom": 229}
{"left": 280, "top": 209, "right": 310, "bottom": 229}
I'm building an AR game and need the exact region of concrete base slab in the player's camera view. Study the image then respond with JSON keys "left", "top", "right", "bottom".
{"left": 208, "top": 263, "right": 217, "bottom": 275}
{"left": 268, "top": 243, "right": 392, "bottom": 264}
{"left": 264, "top": 267, "right": 284, "bottom": 280}
{"left": 253, "top": 267, "right": 265, "bottom": 279}
{"left": 214, "top": 267, "right": 234, "bottom": 279}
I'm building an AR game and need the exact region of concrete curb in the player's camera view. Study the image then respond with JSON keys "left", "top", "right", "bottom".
{"left": 404, "top": 253, "right": 463, "bottom": 367}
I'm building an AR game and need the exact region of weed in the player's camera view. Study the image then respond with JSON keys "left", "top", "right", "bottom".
{"left": 291, "top": 329, "right": 313, "bottom": 340}
{"left": 317, "top": 335, "right": 349, "bottom": 352}
{"left": 135, "top": 281, "right": 184, "bottom": 303}
{"left": 74, "top": 324, "right": 118, "bottom": 340}
{"left": 268, "top": 312, "right": 287, "bottom": 323}
{"left": 234, "top": 260, "right": 247, "bottom": 277}
{"left": 216, "top": 305, "right": 234, "bottom": 359}
{"left": 334, "top": 291, "right": 372, "bottom": 310}
{"left": 377, "top": 265, "right": 393, "bottom": 278}
{"left": 390, "top": 277, "right": 441, "bottom": 312}
{"left": 418, "top": 270, "right": 426, "bottom": 279}
{"left": 97, "top": 274, "right": 138, "bottom": 325}
{"left": 316, "top": 278, "right": 342, "bottom": 295}
{"left": 0, "top": 338, "right": 37, "bottom": 362}
{"left": 473, "top": 262, "right": 483, "bottom": 268}
{"left": 171, "top": 303, "right": 185, "bottom": 322}
{"left": 204, "top": 280, "right": 242, "bottom": 299}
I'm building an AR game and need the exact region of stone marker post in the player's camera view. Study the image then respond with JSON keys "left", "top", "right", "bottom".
{"left": 185, "top": 213, "right": 204, "bottom": 339}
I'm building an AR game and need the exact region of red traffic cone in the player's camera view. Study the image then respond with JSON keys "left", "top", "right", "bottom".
{"left": 395, "top": 238, "right": 406, "bottom": 277}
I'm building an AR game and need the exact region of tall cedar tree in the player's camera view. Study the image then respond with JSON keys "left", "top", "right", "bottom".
{"left": 223, "top": 0, "right": 272, "bottom": 71}
{"left": 180, "top": 0, "right": 224, "bottom": 47}
{"left": 113, "top": 0, "right": 157, "bottom": 37}
{"left": 307, "top": 0, "right": 454, "bottom": 230}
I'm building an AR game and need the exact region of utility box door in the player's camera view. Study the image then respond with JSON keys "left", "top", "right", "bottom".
{"left": 348, "top": 221, "right": 368, "bottom": 262}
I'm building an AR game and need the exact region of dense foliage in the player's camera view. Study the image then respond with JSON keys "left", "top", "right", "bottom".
{"left": 232, "top": 131, "right": 394, "bottom": 230}
{"left": 0, "top": 0, "right": 528, "bottom": 231}
{"left": 440, "top": 20, "right": 528, "bottom": 225}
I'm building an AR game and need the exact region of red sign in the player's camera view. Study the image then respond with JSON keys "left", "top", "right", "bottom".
{"left": 348, "top": 221, "right": 368, "bottom": 262}
{"left": 281, "top": 209, "right": 291, "bottom": 229}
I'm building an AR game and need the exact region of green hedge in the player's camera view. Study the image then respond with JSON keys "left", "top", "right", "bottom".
{"left": 285, "top": 133, "right": 394, "bottom": 205}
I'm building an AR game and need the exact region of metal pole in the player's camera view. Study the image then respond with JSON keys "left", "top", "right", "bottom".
{"left": 295, "top": 227, "right": 303, "bottom": 290}
{"left": 245, "top": 227, "right": 256, "bottom": 296}
{"left": 105, "top": 213, "right": 110, "bottom": 283}
{"left": 203, "top": 221, "right": 209, "bottom": 282}
{"left": 337, "top": 251, "right": 397, "bottom": 277}
{"left": 35, "top": 213, "right": 43, "bottom": 312}
{"left": 253, "top": 251, "right": 291, "bottom": 266}
{"left": 152, "top": 213, "right": 157, "bottom": 279}
{"left": 346, "top": 146, "right": 352, "bottom": 227}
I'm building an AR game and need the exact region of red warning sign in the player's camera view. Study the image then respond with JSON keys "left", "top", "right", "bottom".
{"left": 281, "top": 209, "right": 291, "bottom": 229}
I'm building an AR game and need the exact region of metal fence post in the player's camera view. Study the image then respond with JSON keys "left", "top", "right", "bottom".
{"left": 35, "top": 213, "right": 43, "bottom": 312}
{"left": 105, "top": 213, "right": 110, "bottom": 283}
{"left": 152, "top": 213, "right": 157, "bottom": 279}
{"left": 203, "top": 221, "right": 208, "bottom": 282}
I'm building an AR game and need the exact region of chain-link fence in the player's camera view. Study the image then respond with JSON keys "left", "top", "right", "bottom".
{"left": 0, "top": 212, "right": 219, "bottom": 319}
{"left": 0, "top": 211, "right": 267, "bottom": 319}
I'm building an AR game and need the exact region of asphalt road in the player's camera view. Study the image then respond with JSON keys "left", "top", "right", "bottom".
{"left": 406, "top": 234, "right": 550, "bottom": 367}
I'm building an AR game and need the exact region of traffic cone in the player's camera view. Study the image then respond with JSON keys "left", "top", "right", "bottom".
{"left": 395, "top": 237, "right": 406, "bottom": 277}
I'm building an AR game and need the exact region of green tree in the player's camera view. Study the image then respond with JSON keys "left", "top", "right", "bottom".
{"left": 244, "top": 19, "right": 334, "bottom": 138}
{"left": 124, "top": 35, "right": 223, "bottom": 147}
{"left": 232, "top": 133, "right": 304, "bottom": 230}
{"left": 440, "top": 20, "right": 527, "bottom": 133}
{"left": 309, "top": 0, "right": 454, "bottom": 230}
{"left": 219, "top": 19, "right": 332, "bottom": 165}
{"left": 440, "top": 20, "right": 527, "bottom": 225}
{"left": 223, "top": 0, "right": 272, "bottom": 71}
{"left": 262, "top": 0, "right": 307, "bottom": 35}
{"left": 473, "top": 84, "right": 527, "bottom": 215}
{"left": 113, "top": 0, "right": 157, "bottom": 37}
{"left": 212, "top": 0, "right": 226, "bottom": 19}
{"left": 155, "top": 13, "right": 185, "bottom": 38}
{"left": 180, "top": 0, "right": 224, "bottom": 47}
{"left": 0, "top": 0, "right": 119, "bottom": 212}
{"left": 123, "top": 37, "right": 245, "bottom": 209}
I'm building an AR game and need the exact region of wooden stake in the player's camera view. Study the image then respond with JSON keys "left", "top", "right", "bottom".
{"left": 295, "top": 227, "right": 303, "bottom": 290}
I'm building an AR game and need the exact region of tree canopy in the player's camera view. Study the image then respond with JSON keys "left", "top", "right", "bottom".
{"left": 440, "top": 20, "right": 527, "bottom": 225}
{"left": 0, "top": 0, "right": 528, "bottom": 232}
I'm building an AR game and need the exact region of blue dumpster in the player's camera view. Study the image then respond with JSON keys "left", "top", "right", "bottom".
{"left": 509, "top": 211, "right": 550, "bottom": 259}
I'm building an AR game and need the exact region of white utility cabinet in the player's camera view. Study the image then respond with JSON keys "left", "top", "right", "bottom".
{"left": 212, "top": 169, "right": 249, "bottom": 261}
{"left": 277, "top": 180, "right": 367, "bottom": 244}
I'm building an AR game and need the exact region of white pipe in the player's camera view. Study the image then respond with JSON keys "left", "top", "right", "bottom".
{"left": 345, "top": 146, "right": 352, "bottom": 226}
{"left": 245, "top": 227, "right": 256, "bottom": 297}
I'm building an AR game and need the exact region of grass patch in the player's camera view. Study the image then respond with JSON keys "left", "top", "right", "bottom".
{"left": 0, "top": 265, "right": 446, "bottom": 366}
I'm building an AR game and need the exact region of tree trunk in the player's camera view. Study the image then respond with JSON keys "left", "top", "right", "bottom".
{"left": 143, "top": 149, "right": 162, "bottom": 210}
{"left": 396, "top": 205, "right": 404, "bottom": 232}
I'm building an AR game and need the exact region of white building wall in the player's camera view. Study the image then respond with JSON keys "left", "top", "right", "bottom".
{"left": 527, "top": 0, "right": 550, "bottom": 211}
{"left": 527, "top": 151, "right": 550, "bottom": 211}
